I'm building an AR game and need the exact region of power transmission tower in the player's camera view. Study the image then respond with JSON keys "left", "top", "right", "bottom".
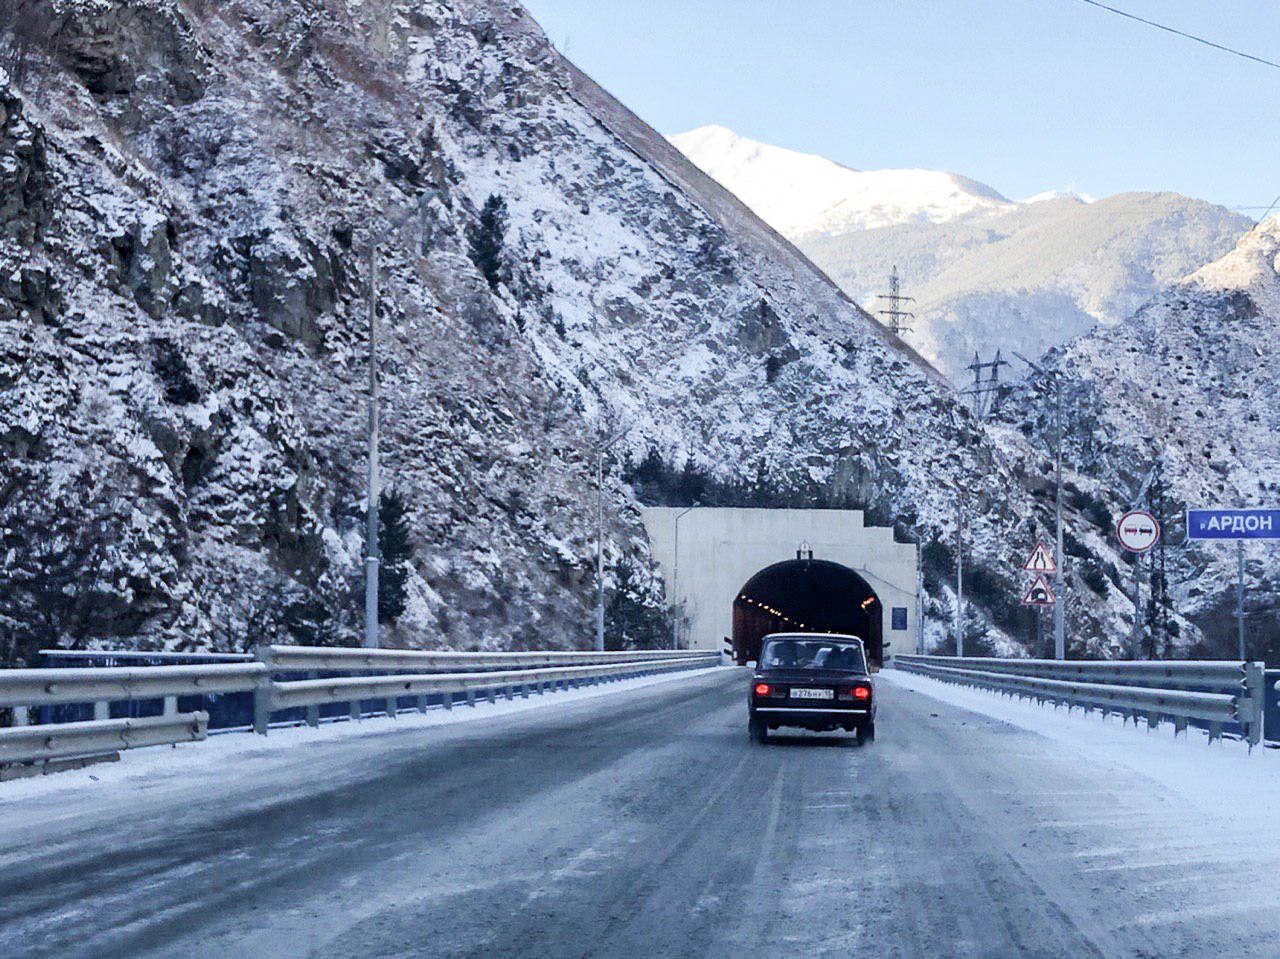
{"left": 961, "top": 350, "right": 1010, "bottom": 418}
{"left": 875, "top": 265, "right": 915, "bottom": 336}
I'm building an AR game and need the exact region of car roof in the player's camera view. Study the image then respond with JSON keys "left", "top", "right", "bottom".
{"left": 762, "top": 632, "right": 864, "bottom": 645}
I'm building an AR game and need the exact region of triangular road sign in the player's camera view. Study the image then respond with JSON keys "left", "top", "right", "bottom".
{"left": 1023, "top": 542, "right": 1057, "bottom": 573}
{"left": 1021, "top": 574, "right": 1056, "bottom": 606}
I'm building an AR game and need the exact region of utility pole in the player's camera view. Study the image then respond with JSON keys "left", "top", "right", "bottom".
{"left": 876, "top": 265, "right": 915, "bottom": 337}
{"left": 1015, "top": 352, "right": 1066, "bottom": 659}
{"left": 1236, "top": 539, "right": 1246, "bottom": 661}
{"left": 955, "top": 497, "right": 965, "bottom": 657}
{"left": 364, "top": 243, "right": 381, "bottom": 649}
{"left": 915, "top": 546, "right": 925, "bottom": 654}
{"left": 962, "top": 350, "right": 1009, "bottom": 419}
{"left": 1052, "top": 375, "right": 1065, "bottom": 660}
{"left": 593, "top": 422, "right": 632, "bottom": 652}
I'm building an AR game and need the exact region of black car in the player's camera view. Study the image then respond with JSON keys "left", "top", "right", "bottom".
{"left": 748, "top": 632, "right": 875, "bottom": 744}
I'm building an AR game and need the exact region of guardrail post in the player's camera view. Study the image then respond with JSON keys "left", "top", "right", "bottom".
{"left": 253, "top": 644, "right": 274, "bottom": 736}
{"left": 466, "top": 689, "right": 476, "bottom": 708}
{"left": 12, "top": 706, "right": 29, "bottom": 726}
{"left": 93, "top": 701, "right": 109, "bottom": 722}
{"left": 306, "top": 672, "right": 321, "bottom": 728}
{"left": 1243, "top": 662, "right": 1264, "bottom": 749}
{"left": 350, "top": 700, "right": 362, "bottom": 722}
{"left": 386, "top": 696, "right": 398, "bottom": 720}
{"left": 163, "top": 696, "right": 177, "bottom": 718}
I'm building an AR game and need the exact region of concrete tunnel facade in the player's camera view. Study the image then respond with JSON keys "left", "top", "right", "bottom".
{"left": 641, "top": 508, "right": 920, "bottom": 662}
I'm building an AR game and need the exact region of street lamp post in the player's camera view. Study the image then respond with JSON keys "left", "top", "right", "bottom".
{"left": 955, "top": 496, "right": 965, "bottom": 657}
{"left": 364, "top": 242, "right": 381, "bottom": 649}
{"left": 593, "top": 422, "right": 631, "bottom": 652}
{"left": 363, "top": 198, "right": 428, "bottom": 650}
{"left": 672, "top": 506, "right": 695, "bottom": 649}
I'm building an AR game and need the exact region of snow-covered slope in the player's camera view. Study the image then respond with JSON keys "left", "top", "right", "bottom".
{"left": 995, "top": 218, "right": 1280, "bottom": 658}
{"left": 2, "top": 0, "right": 1082, "bottom": 661}
{"left": 670, "top": 125, "right": 1012, "bottom": 237}
{"left": 671, "top": 127, "right": 1250, "bottom": 378}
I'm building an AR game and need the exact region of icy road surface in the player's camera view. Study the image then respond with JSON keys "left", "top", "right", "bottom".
{"left": 3, "top": 667, "right": 1280, "bottom": 958}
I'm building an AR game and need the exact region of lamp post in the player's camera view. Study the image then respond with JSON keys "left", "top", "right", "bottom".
{"left": 363, "top": 197, "right": 428, "bottom": 649}
{"left": 593, "top": 422, "right": 631, "bottom": 651}
{"left": 672, "top": 506, "right": 695, "bottom": 649}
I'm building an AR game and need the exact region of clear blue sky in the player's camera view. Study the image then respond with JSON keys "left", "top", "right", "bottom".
{"left": 521, "top": 0, "right": 1278, "bottom": 212}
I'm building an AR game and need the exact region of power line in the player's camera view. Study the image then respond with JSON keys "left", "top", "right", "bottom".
{"left": 1073, "top": 0, "right": 1280, "bottom": 71}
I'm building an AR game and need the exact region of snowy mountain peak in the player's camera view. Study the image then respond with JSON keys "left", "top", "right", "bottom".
{"left": 668, "top": 125, "right": 1012, "bottom": 239}
{"left": 1022, "top": 189, "right": 1094, "bottom": 205}
{"left": 1188, "top": 217, "right": 1280, "bottom": 317}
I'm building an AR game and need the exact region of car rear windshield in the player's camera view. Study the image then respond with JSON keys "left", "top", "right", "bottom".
{"left": 761, "top": 638, "right": 865, "bottom": 672}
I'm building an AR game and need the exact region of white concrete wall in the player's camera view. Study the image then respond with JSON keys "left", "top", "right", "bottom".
{"left": 641, "top": 508, "right": 919, "bottom": 654}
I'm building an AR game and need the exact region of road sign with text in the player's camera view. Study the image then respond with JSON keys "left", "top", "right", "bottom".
{"left": 1187, "top": 508, "right": 1280, "bottom": 541}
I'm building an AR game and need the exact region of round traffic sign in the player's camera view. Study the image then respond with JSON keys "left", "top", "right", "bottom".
{"left": 1117, "top": 510, "right": 1160, "bottom": 553}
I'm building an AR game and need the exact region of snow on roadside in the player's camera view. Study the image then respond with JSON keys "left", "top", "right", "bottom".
{"left": 0, "top": 666, "right": 734, "bottom": 810}
{"left": 883, "top": 668, "right": 1280, "bottom": 825}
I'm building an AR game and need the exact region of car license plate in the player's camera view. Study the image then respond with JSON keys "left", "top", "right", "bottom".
{"left": 790, "top": 687, "right": 833, "bottom": 700}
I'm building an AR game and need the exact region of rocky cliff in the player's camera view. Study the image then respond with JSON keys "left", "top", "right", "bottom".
{"left": 0, "top": 0, "right": 1132, "bottom": 660}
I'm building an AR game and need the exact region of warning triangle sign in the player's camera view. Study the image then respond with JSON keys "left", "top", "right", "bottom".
{"left": 1021, "top": 574, "right": 1056, "bottom": 606}
{"left": 1023, "top": 542, "right": 1057, "bottom": 573}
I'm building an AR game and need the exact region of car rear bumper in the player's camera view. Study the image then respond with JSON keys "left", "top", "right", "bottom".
{"left": 752, "top": 706, "right": 871, "bottom": 715}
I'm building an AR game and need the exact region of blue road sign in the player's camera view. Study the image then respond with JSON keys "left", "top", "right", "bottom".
{"left": 1186, "top": 508, "right": 1280, "bottom": 541}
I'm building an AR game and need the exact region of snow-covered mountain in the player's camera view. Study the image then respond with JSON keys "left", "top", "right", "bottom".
{"left": 669, "top": 125, "right": 1013, "bottom": 236}
{"left": 2, "top": 0, "right": 1086, "bottom": 660}
{"left": 671, "top": 127, "right": 1251, "bottom": 378}
{"left": 994, "top": 218, "right": 1280, "bottom": 658}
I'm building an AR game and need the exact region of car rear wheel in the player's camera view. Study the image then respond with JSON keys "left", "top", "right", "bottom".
{"left": 749, "top": 716, "right": 769, "bottom": 744}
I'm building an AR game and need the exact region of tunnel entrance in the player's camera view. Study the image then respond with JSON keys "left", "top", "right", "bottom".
{"left": 732, "top": 558, "right": 883, "bottom": 667}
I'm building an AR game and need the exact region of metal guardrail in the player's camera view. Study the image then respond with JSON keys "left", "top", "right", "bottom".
{"left": 0, "top": 713, "right": 208, "bottom": 764}
{"left": 0, "top": 664, "right": 267, "bottom": 708}
{"left": 254, "top": 651, "right": 720, "bottom": 733}
{"left": 261, "top": 645, "right": 705, "bottom": 672}
{"left": 0, "top": 647, "right": 721, "bottom": 768}
{"left": 896, "top": 655, "right": 1265, "bottom": 747}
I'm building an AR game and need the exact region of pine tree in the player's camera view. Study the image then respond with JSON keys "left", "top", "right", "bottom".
{"left": 467, "top": 194, "right": 508, "bottom": 291}
{"left": 377, "top": 488, "right": 413, "bottom": 624}
{"left": 605, "top": 560, "right": 669, "bottom": 650}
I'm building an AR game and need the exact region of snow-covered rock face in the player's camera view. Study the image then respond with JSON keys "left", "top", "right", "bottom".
{"left": 995, "top": 218, "right": 1280, "bottom": 659}
{"left": 1, "top": 0, "right": 1121, "bottom": 659}
{"left": 671, "top": 127, "right": 1251, "bottom": 379}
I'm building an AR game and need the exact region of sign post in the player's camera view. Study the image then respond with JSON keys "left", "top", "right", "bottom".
{"left": 1116, "top": 509, "right": 1159, "bottom": 657}
{"left": 1019, "top": 545, "right": 1057, "bottom": 654}
{"left": 1186, "top": 508, "right": 1280, "bottom": 660}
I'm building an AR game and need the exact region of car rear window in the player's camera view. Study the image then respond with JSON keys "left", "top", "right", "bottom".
{"left": 761, "top": 639, "right": 865, "bottom": 672}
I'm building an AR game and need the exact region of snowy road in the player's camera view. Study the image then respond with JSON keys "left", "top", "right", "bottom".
{"left": 3, "top": 667, "right": 1279, "bottom": 958}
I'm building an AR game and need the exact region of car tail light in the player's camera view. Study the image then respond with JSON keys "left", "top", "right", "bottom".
{"left": 754, "top": 683, "right": 771, "bottom": 696}
{"left": 840, "top": 685, "right": 871, "bottom": 701}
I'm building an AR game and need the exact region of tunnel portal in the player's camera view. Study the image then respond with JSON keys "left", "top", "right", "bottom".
{"left": 732, "top": 558, "right": 882, "bottom": 666}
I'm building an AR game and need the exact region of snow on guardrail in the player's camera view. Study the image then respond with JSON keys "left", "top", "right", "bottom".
{"left": 1, "top": 648, "right": 720, "bottom": 773}
{"left": 895, "top": 655, "right": 1265, "bottom": 747}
